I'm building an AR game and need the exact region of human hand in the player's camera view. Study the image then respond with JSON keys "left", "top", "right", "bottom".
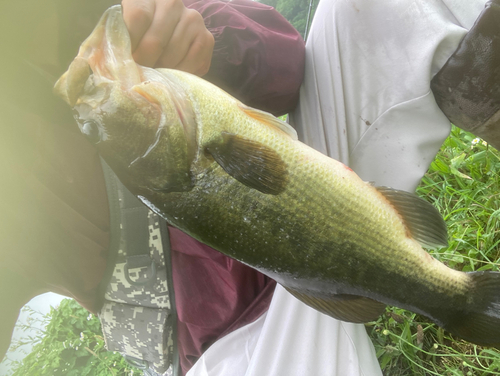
{"left": 121, "top": 0, "right": 215, "bottom": 76}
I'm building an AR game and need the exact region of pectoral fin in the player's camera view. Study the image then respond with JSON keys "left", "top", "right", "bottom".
{"left": 285, "top": 287, "right": 386, "bottom": 323}
{"left": 206, "top": 132, "right": 288, "bottom": 195}
{"left": 375, "top": 186, "right": 448, "bottom": 249}
{"left": 238, "top": 104, "right": 298, "bottom": 140}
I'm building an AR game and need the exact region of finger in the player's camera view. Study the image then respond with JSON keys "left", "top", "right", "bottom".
{"left": 121, "top": 0, "right": 156, "bottom": 52}
{"left": 175, "top": 31, "right": 214, "bottom": 76}
{"left": 155, "top": 9, "right": 201, "bottom": 69}
{"left": 132, "top": 0, "right": 184, "bottom": 67}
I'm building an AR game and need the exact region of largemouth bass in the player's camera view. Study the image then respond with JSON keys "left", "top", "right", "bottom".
{"left": 55, "top": 6, "right": 500, "bottom": 346}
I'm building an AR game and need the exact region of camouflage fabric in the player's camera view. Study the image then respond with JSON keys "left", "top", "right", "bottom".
{"left": 146, "top": 367, "right": 173, "bottom": 376}
{"left": 104, "top": 211, "right": 171, "bottom": 309}
{"left": 99, "top": 210, "right": 175, "bottom": 374}
{"left": 100, "top": 300, "right": 175, "bottom": 373}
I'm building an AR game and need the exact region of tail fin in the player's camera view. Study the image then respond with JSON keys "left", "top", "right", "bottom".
{"left": 443, "top": 271, "right": 500, "bottom": 346}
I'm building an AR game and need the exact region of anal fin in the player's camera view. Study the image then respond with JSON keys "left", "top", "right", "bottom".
{"left": 285, "top": 287, "right": 385, "bottom": 323}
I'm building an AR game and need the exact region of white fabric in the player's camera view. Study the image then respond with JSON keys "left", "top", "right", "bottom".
{"left": 188, "top": 1, "right": 487, "bottom": 375}
{"left": 291, "top": 0, "right": 486, "bottom": 191}
{"left": 187, "top": 285, "right": 380, "bottom": 376}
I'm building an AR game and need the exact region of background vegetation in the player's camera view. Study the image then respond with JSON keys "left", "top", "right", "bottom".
{"left": 7, "top": 299, "right": 140, "bottom": 376}
{"left": 259, "top": 0, "right": 319, "bottom": 38}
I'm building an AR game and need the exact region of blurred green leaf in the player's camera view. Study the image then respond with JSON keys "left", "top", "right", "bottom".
{"left": 10, "top": 299, "right": 142, "bottom": 376}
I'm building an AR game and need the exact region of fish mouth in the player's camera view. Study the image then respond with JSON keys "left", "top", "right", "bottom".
{"left": 54, "top": 5, "right": 141, "bottom": 106}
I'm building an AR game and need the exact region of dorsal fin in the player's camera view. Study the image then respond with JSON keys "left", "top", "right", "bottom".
{"left": 285, "top": 287, "right": 386, "bottom": 323}
{"left": 376, "top": 186, "right": 448, "bottom": 249}
{"left": 206, "top": 132, "right": 288, "bottom": 195}
{"left": 238, "top": 103, "right": 298, "bottom": 140}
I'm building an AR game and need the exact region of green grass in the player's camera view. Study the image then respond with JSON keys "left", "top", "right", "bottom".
{"left": 369, "top": 126, "right": 500, "bottom": 375}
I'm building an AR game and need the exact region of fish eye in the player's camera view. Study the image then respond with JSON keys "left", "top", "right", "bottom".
{"left": 81, "top": 120, "right": 101, "bottom": 144}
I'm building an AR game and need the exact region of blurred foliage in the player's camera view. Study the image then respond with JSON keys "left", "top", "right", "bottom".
{"left": 9, "top": 299, "right": 141, "bottom": 376}
{"left": 258, "top": 0, "right": 319, "bottom": 38}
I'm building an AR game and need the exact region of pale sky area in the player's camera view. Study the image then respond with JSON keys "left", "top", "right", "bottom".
{"left": 0, "top": 293, "right": 66, "bottom": 376}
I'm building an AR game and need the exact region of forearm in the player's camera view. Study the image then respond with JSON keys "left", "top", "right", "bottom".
{"left": 186, "top": 0, "right": 305, "bottom": 116}
{"left": 431, "top": 0, "right": 500, "bottom": 149}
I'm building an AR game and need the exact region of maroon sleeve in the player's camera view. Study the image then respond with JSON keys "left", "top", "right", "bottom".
{"left": 184, "top": 0, "right": 305, "bottom": 116}
{"left": 168, "top": 227, "right": 276, "bottom": 375}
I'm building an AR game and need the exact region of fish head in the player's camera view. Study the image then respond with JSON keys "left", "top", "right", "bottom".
{"left": 54, "top": 5, "right": 196, "bottom": 194}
